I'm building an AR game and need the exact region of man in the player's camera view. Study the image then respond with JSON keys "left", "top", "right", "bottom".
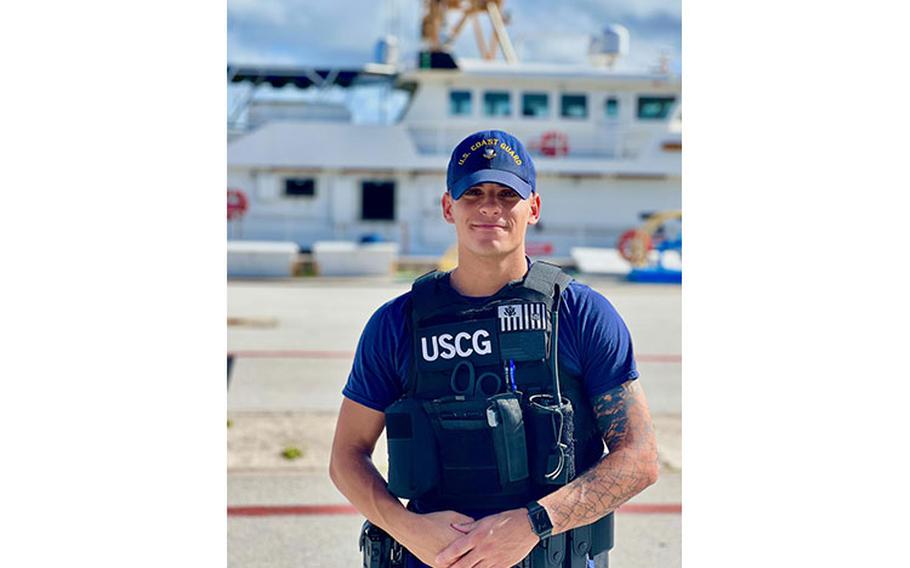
{"left": 330, "top": 130, "right": 658, "bottom": 568}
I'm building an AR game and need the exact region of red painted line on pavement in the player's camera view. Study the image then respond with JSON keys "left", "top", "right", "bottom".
{"left": 229, "top": 504, "right": 358, "bottom": 516}
{"left": 619, "top": 503, "right": 681, "bottom": 514}
{"left": 227, "top": 503, "right": 680, "bottom": 517}
{"left": 228, "top": 350, "right": 680, "bottom": 363}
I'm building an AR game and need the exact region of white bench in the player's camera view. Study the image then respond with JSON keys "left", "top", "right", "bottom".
{"left": 570, "top": 247, "right": 631, "bottom": 275}
{"left": 313, "top": 241, "right": 399, "bottom": 276}
{"left": 227, "top": 240, "right": 299, "bottom": 277}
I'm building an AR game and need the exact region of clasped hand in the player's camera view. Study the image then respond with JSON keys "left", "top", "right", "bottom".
{"left": 434, "top": 508, "right": 539, "bottom": 568}
{"left": 400, "top": 510, "right": 474, "bottom": 568}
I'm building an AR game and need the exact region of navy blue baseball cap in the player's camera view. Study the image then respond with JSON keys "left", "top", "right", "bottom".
{"left": 446, "top": 130, "right": 536, "bottom": 200}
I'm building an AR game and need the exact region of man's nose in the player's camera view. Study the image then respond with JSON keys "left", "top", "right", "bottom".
{"left": 478, "top": 194, "right": 501, "bottom": 214}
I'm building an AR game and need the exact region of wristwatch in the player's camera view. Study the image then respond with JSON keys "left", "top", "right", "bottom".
{"left": 525, "top": 501, "right": 553, "bottom": 539}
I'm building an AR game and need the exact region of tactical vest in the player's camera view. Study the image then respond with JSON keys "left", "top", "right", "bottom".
{"left": 385, "top": 262, "right": 606, "bottom": 514}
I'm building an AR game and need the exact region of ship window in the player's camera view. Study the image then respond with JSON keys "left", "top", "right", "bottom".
{"left": 361, "top": 181, "right": 395, "bottom": 221}
{"left": 483, "top": 91, "right": 511, "bottom": 116}
{"left": 605, "top": 97, "right": 619, "bottom": 118}
{"left": 284, "top": 178, "right": 316, "bottom": 197}
{"left": 560, "top": 94, "right": 588, "bottom": 118}
{"left": 522, "top": 93, "right": 549, "bottom": 117}
{"left": 449, "top": 90, "right": 472, "bottom": 116}
{"left": 637, "top": 96, "right": 676, "bottom": 120}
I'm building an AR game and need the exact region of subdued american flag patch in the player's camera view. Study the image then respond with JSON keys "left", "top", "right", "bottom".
{"left": 498, "top": 303, "right": 547, "bottom": 332}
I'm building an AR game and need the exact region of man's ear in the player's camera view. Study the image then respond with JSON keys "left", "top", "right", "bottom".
{"left": 527, "top": 193, "right": 541, "bottom": 225}
{"left": 441, "top": 192, "right": 455, "bottom": 224}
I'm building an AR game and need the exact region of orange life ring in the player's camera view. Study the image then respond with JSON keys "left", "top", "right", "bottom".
{"left": 227, "top": 188, "right": 248, "bottom": 220}
{"left": 540, "top": 131, "right": 569, "bottom": 157}
{"left": 617, "top": 229, "right": 653, "bottom": 265}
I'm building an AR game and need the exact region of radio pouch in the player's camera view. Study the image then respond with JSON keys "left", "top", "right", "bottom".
{"left": 525, "top": 394, "right": 576, "bottom": 485}
{"left": 489, "top": 393, "right": 530, "bottom": 485}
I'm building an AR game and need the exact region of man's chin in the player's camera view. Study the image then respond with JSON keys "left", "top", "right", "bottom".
{"left": 465, "top": 240, "right": 520, "bottom": 258}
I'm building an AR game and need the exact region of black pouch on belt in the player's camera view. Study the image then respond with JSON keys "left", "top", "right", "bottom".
{"left": 360, "top": 520, "right": 403, "bottom": 568}
{"left": 385, "top": 397, "right": 440, "bottom": 498}
{"left": 527, "top": 532, "right": 567, "bottom": 567}
{"left": 569, "top": 523, "right": 593, "bottom": 568}
{"left": 426, "top": 392, "right": 529, "bottom": 497}
{"left": 590, "top": 513, "right": 615, "bottom": 555}
{"left": 525, "top": 394, "right": 576, "bottom": 485}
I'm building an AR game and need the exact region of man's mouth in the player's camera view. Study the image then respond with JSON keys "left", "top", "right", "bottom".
{"left": 471, "top": 223, "right": 507, "bottom": 230}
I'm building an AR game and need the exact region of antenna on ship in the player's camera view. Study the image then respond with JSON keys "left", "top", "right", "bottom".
{"left": 419, "top": 0, "right": 518, "bottom": 68}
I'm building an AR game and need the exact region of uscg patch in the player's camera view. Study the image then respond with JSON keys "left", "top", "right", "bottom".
{"left": 497, "top": 303, "right": 547, "bottom": 332}
{"left": 416, "top": 320, "right": 500, "bottom": 371}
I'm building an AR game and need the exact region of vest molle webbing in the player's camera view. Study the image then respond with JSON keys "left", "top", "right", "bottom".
{"left": 386, "top": 262, "right": 602, "bottom": 513}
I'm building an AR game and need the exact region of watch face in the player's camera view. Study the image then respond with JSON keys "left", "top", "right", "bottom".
{"left": 529, "top": 505, "right": 552, "bottom": 535}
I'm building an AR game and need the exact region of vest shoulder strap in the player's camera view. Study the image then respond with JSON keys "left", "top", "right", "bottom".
{"left": 410, "top": 269, "right": 447, "bottom": 314}
{"left": 524, "top": 261, "right": 573, "bottom": 301}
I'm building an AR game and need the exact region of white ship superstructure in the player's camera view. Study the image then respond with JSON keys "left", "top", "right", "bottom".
{"left": 227, "top": 1, "right": 680, "bottom": 257}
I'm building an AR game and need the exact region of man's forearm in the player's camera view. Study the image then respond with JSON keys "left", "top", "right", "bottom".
{"left": 538, "top": 445, "right": 658, "bottom": 535}
{"left": 539, "top": 380, "right": 659, "bottom": 535}
{"left": 329, "top": 450, "right": 413, "bottom": 540}
{"left": 330, "top": 450, "right": 480, "bottom": 565}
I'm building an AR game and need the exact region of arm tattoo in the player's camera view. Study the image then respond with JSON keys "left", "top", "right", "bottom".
{"left": 593, "top": 381, "right": 635, "bottom": 450}
{"left": 543, "top": 380, "right": 658, "bottom": 533}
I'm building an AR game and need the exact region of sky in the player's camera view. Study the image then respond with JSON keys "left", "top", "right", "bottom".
{"left": 227, "top": 0, "right": 681, "bottom": 123}
{"left": 228, "top": 0, "right": 680, "bottom": 69}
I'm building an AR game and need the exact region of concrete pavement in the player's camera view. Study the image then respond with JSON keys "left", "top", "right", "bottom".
{"left": 227, "top": 274, "right": 681, "bottom": 567}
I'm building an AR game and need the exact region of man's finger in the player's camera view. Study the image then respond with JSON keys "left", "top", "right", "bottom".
{"left": 447, "top": 549, "right": 481, "bottom": 568}
{"left": 436, "top": 534, "right": 473, "bottom": 566}
{"left": 452, "top": 520, "right": 476, "bottom": 533}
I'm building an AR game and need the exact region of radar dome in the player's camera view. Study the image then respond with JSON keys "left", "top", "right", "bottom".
{"left": 589, "top": 24, "right": 630, "bottom": 68}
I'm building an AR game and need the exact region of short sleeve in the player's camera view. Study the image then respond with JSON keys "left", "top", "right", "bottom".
{"left": 562, "top": 283, "right": 639, "bottom": 398}
{"left": 341, "top": 294, "right": 410, "bottom": 411}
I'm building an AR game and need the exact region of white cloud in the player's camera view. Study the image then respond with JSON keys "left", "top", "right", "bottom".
{"left": 227, "top": 41, "right": 300, "bottom": 66}
{"left": 228, "top": 0, "right": 291, "bottom": 26}
{"left": 226, "top": 0, "right": 679, "bottom": 68}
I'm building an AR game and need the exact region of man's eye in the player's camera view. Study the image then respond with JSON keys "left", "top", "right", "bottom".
{"left": 500, "top": 191, "right": 519, "bottom": 199}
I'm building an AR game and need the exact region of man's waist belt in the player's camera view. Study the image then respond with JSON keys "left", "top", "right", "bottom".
{"left": 359, "top": 515, "right": 613, "bottom": 568}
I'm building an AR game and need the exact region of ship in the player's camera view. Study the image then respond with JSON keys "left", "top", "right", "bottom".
{"left": 227, "top": 0, "right": 681, "bottom": 259}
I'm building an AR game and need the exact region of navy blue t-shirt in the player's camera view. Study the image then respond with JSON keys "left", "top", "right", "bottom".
{"left": 343, "top": 275, "right": 638, "bottom": 411}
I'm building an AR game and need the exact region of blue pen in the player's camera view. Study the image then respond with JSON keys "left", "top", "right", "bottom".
{"left": 508, "top": 359, "right": 517, "bottom": 391}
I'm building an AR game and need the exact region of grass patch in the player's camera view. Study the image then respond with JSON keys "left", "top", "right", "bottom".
{"left": 281, "top": 446, "right": 304, "bottom": 460}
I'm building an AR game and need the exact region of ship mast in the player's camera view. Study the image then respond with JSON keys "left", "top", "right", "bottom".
{"left": 421, "top": 0, "right": 518, "bottom": 63}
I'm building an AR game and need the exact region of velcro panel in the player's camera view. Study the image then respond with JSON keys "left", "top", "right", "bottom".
{"left": 499, "top": 330, "right": 547, "bottom": 362}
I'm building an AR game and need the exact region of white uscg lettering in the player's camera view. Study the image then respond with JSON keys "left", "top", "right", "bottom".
{"left": 438, "top": 333, "right": 456, "bottom": 359}
{"left": 421, "top": 329, "right": 492, "bottom": 362}
{"left": 454, "top": 332, "right": 472, "bottom": 357}
{"left": 473, "top": 329, "right": 492, "bottom": 355}
{"left": 421, "top": 336, "right": 439, "bottom": 361}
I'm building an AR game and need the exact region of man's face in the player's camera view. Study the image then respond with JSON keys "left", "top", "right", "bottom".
{"left": 442, "top": 182, "right": 541, "bottom": 257}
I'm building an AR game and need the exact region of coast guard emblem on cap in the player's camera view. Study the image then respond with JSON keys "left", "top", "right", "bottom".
{"left": 498, "top": 303, "right": 547, "bottom": 332}
{"left": 483, "top": 147, "right": 496, "bottom": 159}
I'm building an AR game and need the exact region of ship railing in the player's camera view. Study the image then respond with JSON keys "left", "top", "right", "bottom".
{"left": 404, "top": 123, "right": 650, "bottom": 159}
